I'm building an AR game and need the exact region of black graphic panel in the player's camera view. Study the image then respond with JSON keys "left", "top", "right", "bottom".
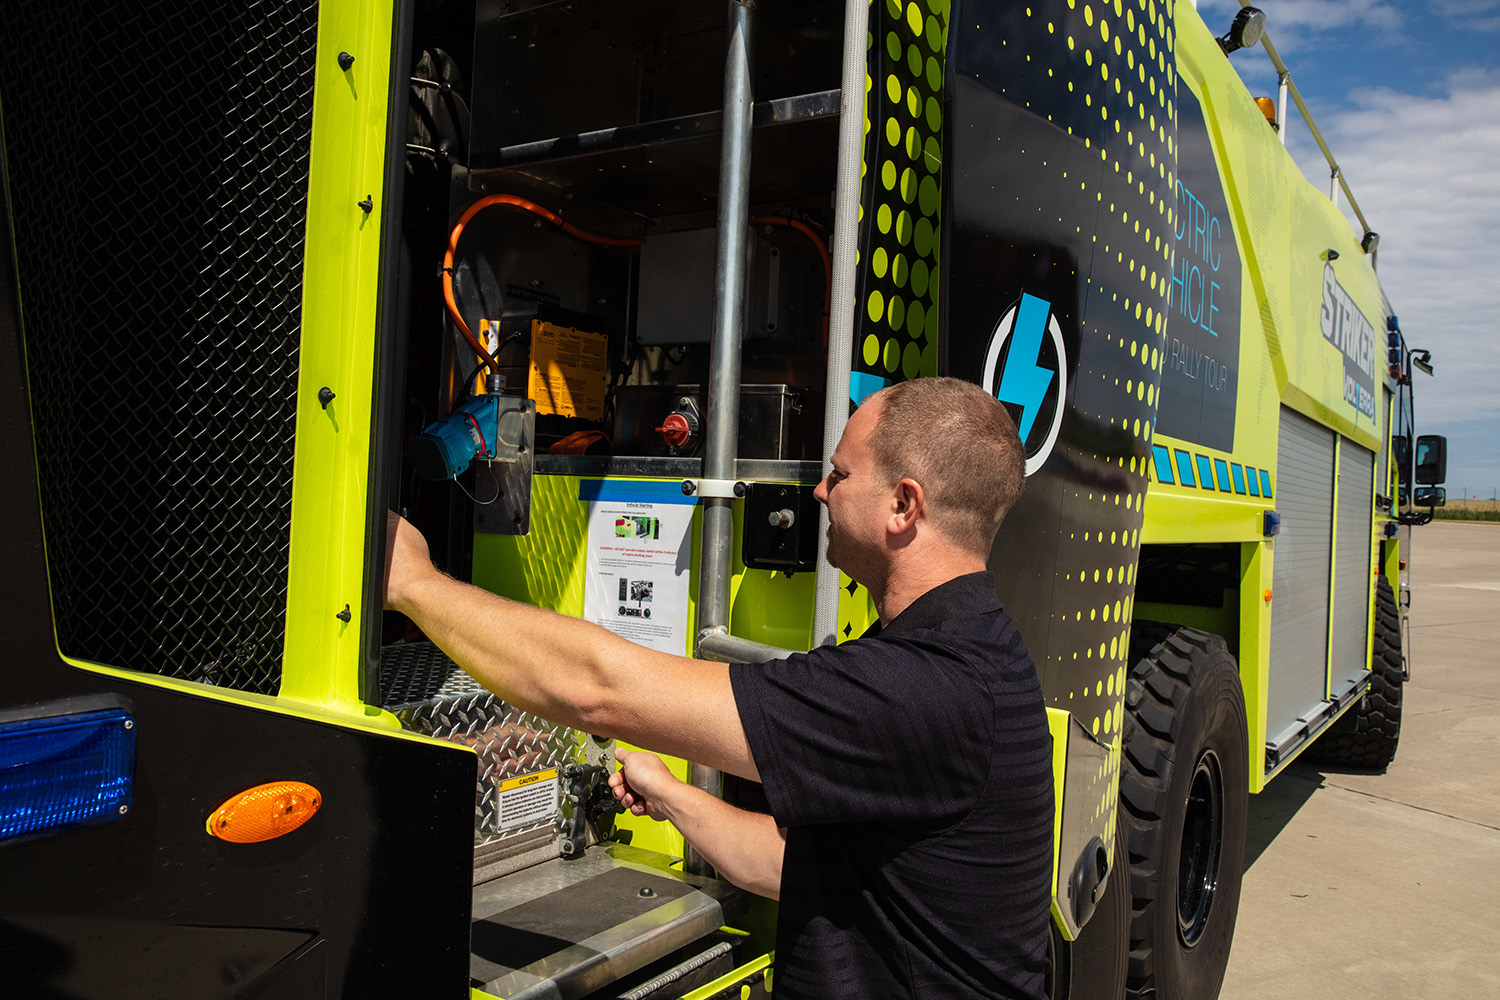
{"left": 945, "top": 0, "right": 1178, "bottom": 739}
{"left": 1156, "top": 82, "right": 1241, "bottom": 451}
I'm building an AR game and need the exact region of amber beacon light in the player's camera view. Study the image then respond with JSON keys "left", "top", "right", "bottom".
{"left": 206, "top": 781, "right": 322, "bottom": 843}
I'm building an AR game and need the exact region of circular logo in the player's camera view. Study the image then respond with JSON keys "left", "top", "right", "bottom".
{"left": 981, "top": 295, "right": 1067, "bottom": 476}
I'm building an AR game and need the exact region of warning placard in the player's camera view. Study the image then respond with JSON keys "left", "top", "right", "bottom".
{"left": 527, "top": 320, "right": 608, "bottom": 420}
{"left": 583, "top": 489, "right": 694, "bottom": 655}
{"left": 496, "top": 767, "right": 559, "bottom": 831}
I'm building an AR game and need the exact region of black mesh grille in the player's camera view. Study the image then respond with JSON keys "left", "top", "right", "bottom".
{"left": 0, "top": 1, "right": 322, "bottom": 694}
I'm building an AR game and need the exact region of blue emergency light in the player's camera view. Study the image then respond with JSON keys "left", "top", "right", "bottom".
{"left": 0, "top": 707, "right": 136, "bottom": 843}
{"left": 408, "top": 393, "right": 501, "bottom": 481}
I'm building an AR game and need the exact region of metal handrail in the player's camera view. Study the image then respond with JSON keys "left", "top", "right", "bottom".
{"left": 1237, "top": 0, "right": 1376, "bottom": 245}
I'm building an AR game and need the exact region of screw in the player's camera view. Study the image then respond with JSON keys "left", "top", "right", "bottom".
{"left": 681, "top": 480, "right": 697, "bottom": 496}
{"left": 118, "top": 804, "right": 129, "bottom": 815}
{"left": 733, "top": 481, "right": 746, "bottom": 498}
{"left": 358, "top": 197, "right": 374, "bottom": 214}
{"left": 336, "top": 605, "right": 352, "bottom": 623}
{"left": 318, "top": 386, "right": 336, "bottom": 409}
{"left": 638, "top": 886, "right": 656, "bottom": 899}
{"left": 338, "top": 51, "right": 355, "bottom": 72}
{"left": 123, "top": 720, "right": 134, "bottom": 730}
{"left": 561, "top": 839, "right": 575, "bottom": 854}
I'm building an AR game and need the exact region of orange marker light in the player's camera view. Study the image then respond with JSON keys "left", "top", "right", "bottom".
{"left": 1263, "top": 588, "right": 1273, "bottom": 603}
{"left": 1255, "top": 96, "right": 1279, "bottom": 130}
{"left": 206, "top": 781, "right": 322, "bottom": 843}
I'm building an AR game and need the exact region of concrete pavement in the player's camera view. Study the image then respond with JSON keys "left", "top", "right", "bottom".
{"left": 1219, "top": 521, "right": 1500, "bottom": 998}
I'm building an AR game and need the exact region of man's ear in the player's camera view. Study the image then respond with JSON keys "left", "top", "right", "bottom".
{"left": 888, "top": 477, "right": 926, "bottom": 534}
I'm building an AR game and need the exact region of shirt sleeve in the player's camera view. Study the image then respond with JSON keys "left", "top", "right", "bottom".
{"left": 729, "top": 636, "right": 995, "bottom": 828}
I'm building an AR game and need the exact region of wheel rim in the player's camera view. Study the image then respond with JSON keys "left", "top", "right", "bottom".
{"left": 1177, "top": 748, "right": 1223, "bottom": 948}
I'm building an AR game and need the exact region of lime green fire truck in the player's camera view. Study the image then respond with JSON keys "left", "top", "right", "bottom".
{"left": 0, "top": 1, "right": 1447, "bottom": 998}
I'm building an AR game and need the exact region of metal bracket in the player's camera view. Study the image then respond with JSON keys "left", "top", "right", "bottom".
{"left": 682, "top": 478, "right": 745, "bottom": 499}
{"left": 559, "top": 761, "right": 622, "bottom": 858}
{"left": 474, "top": 396, "right": 536, "bottom": 536}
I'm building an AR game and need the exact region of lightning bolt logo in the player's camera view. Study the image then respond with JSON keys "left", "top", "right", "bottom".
{"left": 996, "top": 293, "right": 1057, "bottom": 441}
{"left": 982, "top": 291, "right": 1067, "bottom": 477}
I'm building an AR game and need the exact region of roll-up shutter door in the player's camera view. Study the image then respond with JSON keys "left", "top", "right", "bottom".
{"left": 1268, "top": 408, "right": 1335, "bottom": 745}
{"left": 1331, "top": 440, "right": 1375, "bottom": 695}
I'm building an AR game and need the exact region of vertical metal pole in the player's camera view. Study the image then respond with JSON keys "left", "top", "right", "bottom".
{"left": 685, "top": 0, "right": 755, "bottom": 878}
{"left": 812, "top": 0, "right": 872, "bottom": 649}
{"left": 1277, "top": 71, "right": 1289, "bottom": 147}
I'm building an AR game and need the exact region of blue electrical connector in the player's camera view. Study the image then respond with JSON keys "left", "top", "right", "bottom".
{"left": 409, "top": 393, "right": 501, "bottom": 480}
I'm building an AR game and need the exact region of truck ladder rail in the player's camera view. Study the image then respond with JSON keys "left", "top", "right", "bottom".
{"left": 1236, "top": 0, "right": 1377, "bottom": 251}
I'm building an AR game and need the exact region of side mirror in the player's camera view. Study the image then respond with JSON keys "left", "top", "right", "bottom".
{"left": 1415, "top": 435, "right": 1447, "bottom": 485}
{"left": 1392, "top": 435, "right": 1411, "bottom": 484}
{"left": 1414, "top": 487, "right": 1446, "bottom": 508}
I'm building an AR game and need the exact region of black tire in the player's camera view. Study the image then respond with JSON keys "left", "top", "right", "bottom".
{"left": 1121, "top": 626, "right": 1249, "bottom": 1000}
{"left": 1050, "top": 821, "right": 1130, "bottom": 1000}
{"left": 1307, "top": 574, "right": 1403, "bottom": 771}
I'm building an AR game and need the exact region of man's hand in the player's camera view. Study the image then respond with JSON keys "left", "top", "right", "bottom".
{"left": 608, "top": 749, "right": 684, "bottom": 823}
{"left": 384, "top": 510, "right": 438, "bottom": 615}
{"left": 608, "top": 748, "right": 785, "bottom": 900}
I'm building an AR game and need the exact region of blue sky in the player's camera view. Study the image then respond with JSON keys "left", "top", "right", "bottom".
{"left": 1195, "top": 0, "right": 1500, "bottom": 497}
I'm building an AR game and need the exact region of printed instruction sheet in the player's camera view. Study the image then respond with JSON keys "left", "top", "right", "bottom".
{"left": 582, "top": 482, "right": 695, "bottom": 655}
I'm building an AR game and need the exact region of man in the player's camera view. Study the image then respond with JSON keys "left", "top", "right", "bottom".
{"left": 384, "top": 377, "right": 1053, "bottom": 999}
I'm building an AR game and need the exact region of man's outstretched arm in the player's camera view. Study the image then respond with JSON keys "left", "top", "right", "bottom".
{"left": 384, "top": 512, "right": 759, "bottom": 780}
{"left": 609, "top": 750, "right": 784, "bottom": 900}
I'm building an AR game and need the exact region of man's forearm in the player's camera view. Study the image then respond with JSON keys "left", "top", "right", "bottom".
{"left": 402, "top": 569, "right": 617, "bottom": 732}
{"left": 652, "top": 781, "right": 785, "bottom": 900}
{"left": 394, "top": 565, "right": 759, "bottom": 780}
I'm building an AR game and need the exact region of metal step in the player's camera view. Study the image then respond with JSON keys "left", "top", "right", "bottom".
{"left": 470, "top": 843, "right": 744, "bottom": 1000}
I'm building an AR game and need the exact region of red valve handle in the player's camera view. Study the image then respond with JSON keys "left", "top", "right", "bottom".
{"left": 656, "top": 413, "right": 692, "bottom": 447}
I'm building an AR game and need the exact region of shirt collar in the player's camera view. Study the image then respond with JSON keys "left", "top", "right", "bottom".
{"left": 863, "top": 571, "right": 1001, "bottom": 638}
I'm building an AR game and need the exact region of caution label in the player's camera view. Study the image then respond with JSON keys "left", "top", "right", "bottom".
{"left": 497, "top": 767, "right": 559, "bottom": 831}
{"left": 527, "top": 320, "right": 608, "bottom": 419}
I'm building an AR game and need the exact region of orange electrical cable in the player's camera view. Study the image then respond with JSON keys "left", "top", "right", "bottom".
{"left": 445, "top": 201, "right": 832, "bottom": 370}
{"left": 443, "top": 195, "right": 642, "bottom": 371}
{"left": 750, "top": 216, "right": 832, "bottom": 349}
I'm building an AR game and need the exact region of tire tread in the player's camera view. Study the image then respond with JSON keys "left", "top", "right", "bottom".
{"left": 1307, "top": 575, "right": 1404, "bottom": 771}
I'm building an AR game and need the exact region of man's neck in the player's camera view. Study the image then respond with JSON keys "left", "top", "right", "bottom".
{"left": 870, "top": 550, "right": 988, "bottom": 625}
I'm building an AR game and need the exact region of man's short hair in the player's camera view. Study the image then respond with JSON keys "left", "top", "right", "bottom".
{"left": 865, "top": 377, "right": 1026, "bottom": 555}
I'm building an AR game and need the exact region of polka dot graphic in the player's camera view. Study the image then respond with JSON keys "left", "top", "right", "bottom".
{"left": 934, "top": 0, "right": 1184, "bottom": 864}
{"left": 839, "top": 0, "right": 951, "bottom": 643}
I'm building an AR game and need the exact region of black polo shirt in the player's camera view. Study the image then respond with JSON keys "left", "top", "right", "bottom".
{"left": 729, "top": 571, "right": 1053, "bottom": 1000}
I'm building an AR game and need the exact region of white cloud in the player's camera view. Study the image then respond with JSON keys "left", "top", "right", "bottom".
{"left": 1284, "top": 69, "right": 1500, "bottom": 484}
{"left": 1430, "top": 0, "right": 1500, "bottom": 21}
{"left": 1196, "top": 0, "right": 1405, "bottom": 39}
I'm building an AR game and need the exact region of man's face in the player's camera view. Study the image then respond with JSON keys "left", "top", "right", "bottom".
{"left": 813, "top": 400, "right": 893, "bottom": 581}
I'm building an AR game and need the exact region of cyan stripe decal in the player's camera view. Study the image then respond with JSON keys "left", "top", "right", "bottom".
{"left": 1214, "top": 459, "right": 1232, "bottom": 492}
{"left": 1153, "top": 445, "right": 1176, "bottom": 484}
{"left": 1197, "top": 454, "right": 1215, "bottom": 491}
{"left": 1231, "top": 463, "right": 1248, "bottom": 495}
{"left": 1175, "top": 450, "right": 1196, "bottom": 487}
{"left": 849, "top": 371, "right": 891, "bottom": 405}
{"left": 1259, "top": 469, "right": 1273, "bottom": 497}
